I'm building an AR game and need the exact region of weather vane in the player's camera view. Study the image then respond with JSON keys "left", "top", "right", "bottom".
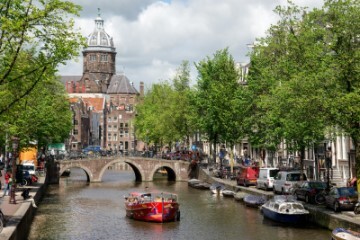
{"left": 98, "top": 8, "right": 101, "bottom": 17}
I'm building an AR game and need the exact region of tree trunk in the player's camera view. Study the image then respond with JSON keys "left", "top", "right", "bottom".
{"left": 300, "top": 145, "right": 305, "bottom": 181}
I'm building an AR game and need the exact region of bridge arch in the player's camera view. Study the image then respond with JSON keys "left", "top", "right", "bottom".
{"left": 59, "top": 165, "right": 93, "bottom": 182}
{"left": 54, "top": 157, "right": 190, "bottom": 183}
{"left": 148, "top": 163, "right": 177, "bottom": 181}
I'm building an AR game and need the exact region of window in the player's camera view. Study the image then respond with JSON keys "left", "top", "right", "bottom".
{"left": 74, "top": 120, "right": 78, "bottom": 125}
{"left": 114, "top": 134, "right": 118, "bottom": 141}
{"left": 100, "top": 54, "right": 108, "bottom": 62}
{"left": 73, "top": 129, "right": 78, "bottom": 135}
{"left": 108, "top": 133, "right": 112, "bottom": 141}
{"left": 90, "top": 54, "right": 97, "bottom": 61}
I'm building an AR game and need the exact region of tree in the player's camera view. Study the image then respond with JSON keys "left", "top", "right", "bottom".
{"left": 0, "top": 0, "right": 85, "bottom": 116}
{"left": 135, "top": 61, "right": 196, "bottom": 151}
{"left": 315, "top": 0, "right": 360, "bottom": 182}
{"left": 246, "top": 1, "right": 330, "bottom": 173}
{"left": 194, "top": 48, "right": 241, "bottom": 166}
{"left": 0, "top": 73, "right": 73, "bottom": 149}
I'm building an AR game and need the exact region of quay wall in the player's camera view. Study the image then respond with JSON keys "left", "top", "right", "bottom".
{"left": 198, "top": 168, "right": 360, "bottom": 232}
{"left": 3, "top": 177, "right": 47, "bottom": 240}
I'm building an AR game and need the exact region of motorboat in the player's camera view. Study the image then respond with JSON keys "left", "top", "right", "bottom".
{"left": 210, "top": 183, "right": 225, "bottom": 195}
{"left": 243, "top": 194, "right": 267, "bottom": 208}
{"left": 124, "top": 192, "right": 180, "bottom": 223}
{"left": 222, "top": 190, "right": 235, "bottom": 198}
{"left": 188, "top": 178, "right": 201, "bottom": 186}
{"left": 234, "top": 192, "right": 247, "bottom": 201}
{"left": 331, "top": 228, "right": 360, "bottom": 240}
{"left": 261, "top": 195, "right": 309, "bottom": 225}
{"left": 188, "top": 179, "right": 211, "bottom": 190}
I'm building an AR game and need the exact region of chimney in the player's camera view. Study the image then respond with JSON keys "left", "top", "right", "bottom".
{"left": 140, "top": 81, "right": 144, "bottom": 97}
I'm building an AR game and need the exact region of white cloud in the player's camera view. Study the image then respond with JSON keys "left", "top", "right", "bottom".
{"left": 58, "top": 0, "right": 325, "bottom": 89}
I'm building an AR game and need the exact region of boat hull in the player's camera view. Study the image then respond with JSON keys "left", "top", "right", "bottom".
{"left": 261, "top": 206, "right": 308, "bottom": 225}
{"left": 331, "top": 228, "right": 360, "bottom": 240}
{"left": 243, "top": 195, "right": 266, "bottom": 208}
{"left": 126, "top": 201, "right": 180, "bottom": 223}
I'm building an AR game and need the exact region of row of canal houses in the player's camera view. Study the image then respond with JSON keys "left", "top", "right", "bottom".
{"left": 60, "top": 13, "right": 355, "bottom": 186}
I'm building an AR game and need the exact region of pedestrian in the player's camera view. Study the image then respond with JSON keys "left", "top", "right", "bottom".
{"left": 3, "top": 171, "right": 11, "bottom": 197}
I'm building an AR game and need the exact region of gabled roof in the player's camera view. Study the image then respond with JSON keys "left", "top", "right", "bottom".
{"left": 107, "top": 74, "right": 138, "bottom": 94}
{"left": 82, "top": 97, "right": 106, "bottom": 113}
{"left": 60, "top": 76, "right": 82, "bottom": 85}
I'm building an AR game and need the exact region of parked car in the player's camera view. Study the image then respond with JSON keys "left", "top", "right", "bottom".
{"left": 256, "top": 167, "right": 279, "bottom": 191}
{"left": 82, "top": 145, "right": 101, "bottom": 154}
{"left": 236, "top": 166, "right": 259, "bottom": 187}
{"left": 325, "top": 187, "right": 358, "bottom": 212}
{"left": 294, "top": 180, "right": 327, "bottom": 203}
{"left": 273, "top": 171, "right": 307, "bottom": 194}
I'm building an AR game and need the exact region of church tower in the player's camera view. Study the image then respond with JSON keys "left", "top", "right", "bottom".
{"left": 82, "top": 9, "right": 116, "bottom": 93}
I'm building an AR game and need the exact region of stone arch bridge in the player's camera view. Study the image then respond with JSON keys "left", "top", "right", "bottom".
{"left": 50, "top": 157, "right": 191, "bottom": 183}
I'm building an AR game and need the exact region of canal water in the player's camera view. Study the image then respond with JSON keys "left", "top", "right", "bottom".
{"left": 28, "top": 169, "right": 331, "bottom": 240}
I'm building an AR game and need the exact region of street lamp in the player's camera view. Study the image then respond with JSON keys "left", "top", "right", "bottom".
{"left": 9, "top": 137, "right": 19, "bottom": 204}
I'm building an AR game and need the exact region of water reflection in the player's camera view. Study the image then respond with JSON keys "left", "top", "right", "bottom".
{"left": 28, "top": 168, "right": 331, "bottom": 240}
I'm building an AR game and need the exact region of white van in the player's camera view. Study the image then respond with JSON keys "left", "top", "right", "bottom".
{"left": 273, "top": 171, "right": 307, "bottom": 194}
{"left": 256, "top": 168, "right": 279, "bottom": 191}
{"left": 21, "top": 162, "right": 36, "bottom": 175}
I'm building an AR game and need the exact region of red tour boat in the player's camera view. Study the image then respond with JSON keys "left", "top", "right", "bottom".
{"left": 124, "top": 191, "right": 180, "bottom": 223}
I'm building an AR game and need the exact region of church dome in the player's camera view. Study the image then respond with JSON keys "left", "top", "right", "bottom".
{"left": 84, "top": 12, "right": 115, "bottom": 52}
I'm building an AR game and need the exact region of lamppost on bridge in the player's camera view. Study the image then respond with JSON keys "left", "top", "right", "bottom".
{"left": 9, "top": 137, "right": 19, "bottom": 204}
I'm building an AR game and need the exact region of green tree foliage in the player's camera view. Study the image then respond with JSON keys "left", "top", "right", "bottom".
{"left": 0, "top": 0, "right": 84, "bottom": 148}
{"left": 194, "top": 48, "right": 241, "bottom": 164}
{"left": 247, "top": 0, "right": 359, "bottom": 178}
{"left": 135, "top": 61, "right": 196, "bottom": 150}
{"left": 0, "top": 0, "right": 85, "bottom": 115}
{"left": 1, "top": 75, "right": 73, "bottom": 148}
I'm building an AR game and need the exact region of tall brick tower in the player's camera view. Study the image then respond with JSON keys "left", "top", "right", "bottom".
{"left": 81, "top": 9, "right": 116, "bottom": 93}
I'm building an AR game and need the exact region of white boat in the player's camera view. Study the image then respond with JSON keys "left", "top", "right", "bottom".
{"left": 331, "top": 228, "right": 360, "bottom": 240}
{"left": 210, "top": 183, "right": 225, "bottom": 195}
{"left": 188, "top": 179, "right": 201, "bottom": 186}
{"left": 188, "top": 179, "right": 211, "bottom": 190}
{"left": 261, "top": 195, "right": 309, "bottom": 225}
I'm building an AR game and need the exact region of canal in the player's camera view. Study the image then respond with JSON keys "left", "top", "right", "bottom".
{"left": 28, "top": 169, "right": 331, "bottom": 240}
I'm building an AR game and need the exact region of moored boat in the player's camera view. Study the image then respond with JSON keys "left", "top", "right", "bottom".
{"left": 222, "top": 190, "right": 235, "bottom": 198}
{"left": 243, "top": 194, "right": 267, "bottom": 208}
{"left": 188, "top": 178, "right": 201, "bottom": 186}
{"left": 191, "top": 182, "right": 211, "bottom": 190}
{"left": 261, "top": 195, "right": 309, "bottom": 225}
{"left": 124, "top": 192, "right": 180, "bottom": 223}
{"left": 188, "top": 179, "right": 211, "bottom": 190}
{"left": 234, "top": 192, "right": 247, "bottom": 201}
{"left": 331, "top": 228, "right": 360, "bottom": 240}
{"left": 210, "top": 183, "right": 225, "bottom": 195}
